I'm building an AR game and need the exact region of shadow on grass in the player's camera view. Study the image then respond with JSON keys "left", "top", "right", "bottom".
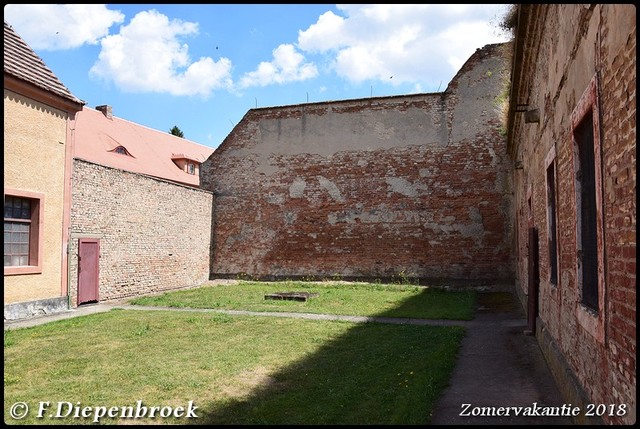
{"left": 189, "top": 289, "right": 473, "bottom": 425}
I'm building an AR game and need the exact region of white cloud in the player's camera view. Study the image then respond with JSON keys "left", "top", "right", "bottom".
{"left": 5, "top": 3, "right": 512, "bottom": 97}
{"left": 239, "top": 44, "right": 318, "bottom": 88}
{"left": 4, "top": 4, "right": 125, "bottom": 50}
{"left": 89, "top": 10, "right": 233, "bottom": 97}
{"left": 297, "top": 11, "right": 347, "bottom": 52}
{"left": 297, "top": 4, "right": 510, "bottom": 88}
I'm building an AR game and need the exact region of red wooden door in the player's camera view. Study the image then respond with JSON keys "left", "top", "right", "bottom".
{"left": 78, "top": 238, "right": 100, "bottom": 305}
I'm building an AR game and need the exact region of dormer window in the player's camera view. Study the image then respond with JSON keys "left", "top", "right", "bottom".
{"left": 171, "top": 154, "right": 200, "bottom": 175}
{"left": 110, "top": 146, "right": 132, "bottom": 156}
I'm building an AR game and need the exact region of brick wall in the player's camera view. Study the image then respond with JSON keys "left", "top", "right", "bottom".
{"left": 202, "top": 43, "right": 514, "bottom": 284}
{"left": 509, "top": 4, "right": 635, "bottom": 424}
{"left": 598, "top": 4, "right": 636, "bottom": 421}
{"left": 69, "top": 159, "right": 213, "bottom": 305}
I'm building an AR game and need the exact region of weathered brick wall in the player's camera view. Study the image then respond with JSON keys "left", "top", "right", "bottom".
{"left": 202, "top": 43, "right": 514, "bottom": 284}
{"left": 510, "top": 4, "right": 635, "bottom": 424}
{"left": 599, "top": 6, "right": 636, "bottom": 423}
{"left": 69, "top": 159, "right": 213, "bottom": 305}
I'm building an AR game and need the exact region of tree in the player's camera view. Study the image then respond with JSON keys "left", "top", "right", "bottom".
{"left": 169, "top": 125, "right": 184, "bottom": 138}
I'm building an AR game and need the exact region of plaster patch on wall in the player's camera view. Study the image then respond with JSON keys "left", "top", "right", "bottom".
{"left": 468, "top": 206, "right": 483, "bottom": 223}
{"left": 265, "top": 192, "right": 285, "bottom": 205}
{"left": 386, "top": 177, "right": 418, "bottom": 197}
{"left": 225, "top": 223, "right": 252, "bottom": 248}
{"left": 423, "top": 221, "right": 484, "bottom": 243}
{"left": 284, "top": 211, "right": 297, "bottom": 225}
{"left": 374, "top": 121, "right": 395, "bottom": 140}
{"left": 254, "top": 157, "right": 280, "bottom": 176}
{"left": 289, "top": 178, "right": 306, "bottom": 198}
{"left": 487, "top": 146, "right": 498, "bottom": 166}
{"left": 317, "top": 176, "right": 344, "bottom": 202}
{"left": 419, "top": 168, "right": 434, "bottom": 178}
{"left": 328, "top": 208, "right": 428, "bottom": 225}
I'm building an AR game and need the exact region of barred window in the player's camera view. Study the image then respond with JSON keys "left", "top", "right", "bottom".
{"left": 4, "top": 191, "right": 43, "bottom": 274}
{"left": 4, "top": 196, "right": 31, "bottom": 266}
{"left": 545, "top": 150, "right": 558, "bottom": 286}
{"left": 574, "top": 110, "right": 598, "bottom": 310}
{"left": 571, "top": 74, "right": 604, "bottom": 320}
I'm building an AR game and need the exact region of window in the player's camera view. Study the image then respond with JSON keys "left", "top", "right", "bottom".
{"left": 545, "top": 147, "right": 558, "bottom": 286}
{"left": 4, "top": 190, "right": 43, "bottom": 275}
{"left": 571, "top": 74, "right": 605, "bottom": 342}
{"left": 4, "top": 196, "right": 30, "bottom": 266}
{"left": 575, "top": 111, "right": 598, "bottom": 309}
{"left": 110, "top": 146, "right": 132, "bottom": 156}
{"left": 187, "top": 163, "right": 195, "bottom": 174}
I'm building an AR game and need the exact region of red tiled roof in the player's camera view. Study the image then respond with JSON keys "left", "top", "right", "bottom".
{"left": 3, "top": 21, "right": 84, "bottom": 105}
{"left": 74, "top": 106, "right": 215, "bottom": 187}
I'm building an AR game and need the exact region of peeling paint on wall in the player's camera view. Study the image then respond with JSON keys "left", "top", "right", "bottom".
{"left": 203, "top": 43, "right": 514, "bottom": 283}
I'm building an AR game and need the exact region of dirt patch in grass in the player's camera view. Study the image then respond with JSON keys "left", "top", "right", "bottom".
{"left": 220, "top": 366, "right": 287, "bottom": 399}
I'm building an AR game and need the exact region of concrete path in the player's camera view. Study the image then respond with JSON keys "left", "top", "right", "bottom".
{"left": 4, "top": 303, "right": 472, "bottom": 330}
{"left": 429, "top": 310, "right": 573, "bottom": 425}
{"left": 4, "top": 294, "right": 575, "bottom": 425}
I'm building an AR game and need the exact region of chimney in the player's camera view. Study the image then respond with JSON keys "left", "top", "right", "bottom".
{"left": 96, "top": 105, "right": 112, "bottom": 119}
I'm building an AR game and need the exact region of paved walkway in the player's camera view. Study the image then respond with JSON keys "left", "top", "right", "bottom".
{"left": 429, "top": 310, "right": 573, "bottom": 425}
{"left": 4, "top": 293, "right": 574, "bottom": 425}
{"left": 4, "top": 303, "right": 474, "bottom": 331}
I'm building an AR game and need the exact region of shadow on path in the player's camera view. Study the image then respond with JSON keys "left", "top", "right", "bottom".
{"left": 430, "top": 291, "right": 574, "bottom": 425}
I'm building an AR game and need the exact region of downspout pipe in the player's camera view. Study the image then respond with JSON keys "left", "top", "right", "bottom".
{"left": 67, "top": 241, "right": 72, "bottom": 309}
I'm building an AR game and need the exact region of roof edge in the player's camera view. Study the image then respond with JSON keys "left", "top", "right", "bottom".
{"left": 5, "top": 74, "right": 84, "bottom": 113}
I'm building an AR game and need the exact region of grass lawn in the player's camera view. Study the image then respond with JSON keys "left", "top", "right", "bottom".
{"left": 4, "top": 309, "right": 465, "bottom": 425}
{"left": 130, "top": 280, "right": 477, "bottom": 320}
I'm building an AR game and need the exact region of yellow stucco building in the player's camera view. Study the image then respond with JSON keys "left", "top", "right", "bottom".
{"left": 4, "top": 21, "right": 84, "bottom": 319}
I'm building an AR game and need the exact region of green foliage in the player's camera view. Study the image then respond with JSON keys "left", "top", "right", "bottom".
{"left": 392, "top": 269, "right": 418, "bottom": 285}
{"left": 169, "top": 125, "right": 184, "bottom": 138}
{"left": 493, "top": 44, "right": 513, "bottom": 137}
{"left": 4, "top": 330, "right": 15, "bottom": 348}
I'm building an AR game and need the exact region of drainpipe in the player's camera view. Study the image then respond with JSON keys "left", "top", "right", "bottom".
{"left": 67, "top": 241, "right": 72, "bottom": 309}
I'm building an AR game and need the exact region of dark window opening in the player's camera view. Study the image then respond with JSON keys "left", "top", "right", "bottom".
{"left": 111, "top": 146, "right": 132, "bottom": 156}
{"left": 575, "top": 109, "right": 598, "bottom": 310}
{"left": 546, "top": 163, "right": 558, "bottom": 285}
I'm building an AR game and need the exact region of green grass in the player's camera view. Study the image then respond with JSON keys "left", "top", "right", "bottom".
{"left": 130, "top": 280, "right": 477, "bottom": 320}
{"left": 4, "top": 309, "right": 465, "bottom": 425}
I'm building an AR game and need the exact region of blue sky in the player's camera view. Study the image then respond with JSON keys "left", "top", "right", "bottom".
{"left": 4, "top": 4, "right": 512, "bottom": 149}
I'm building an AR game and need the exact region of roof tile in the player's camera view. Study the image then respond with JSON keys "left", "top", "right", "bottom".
{"left": 4, "top": 21, "right": 84, "bottom": 104}
{"left": 74, "top": 106, "right": 215, "bottom": 187}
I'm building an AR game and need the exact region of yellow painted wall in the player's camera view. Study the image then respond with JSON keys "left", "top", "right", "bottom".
{"left": 3, "top": 89, "right": 69, "bottom": 303}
